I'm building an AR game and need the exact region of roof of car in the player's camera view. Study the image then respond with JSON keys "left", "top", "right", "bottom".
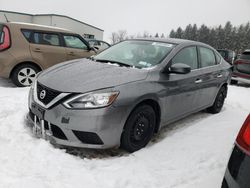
{"left": 131, "top": 37, "right": 208, "bottom": 46}
{"left": 2, "top": 22, "right": 72, "bottom": 33}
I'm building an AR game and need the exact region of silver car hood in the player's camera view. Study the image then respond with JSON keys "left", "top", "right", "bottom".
{"left": 37, "top": 59, "right": 149, "bottom": 93}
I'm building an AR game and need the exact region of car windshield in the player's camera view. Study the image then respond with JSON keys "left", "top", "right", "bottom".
{"left": 93, "top": 40, "right": 176, "bottom": 68}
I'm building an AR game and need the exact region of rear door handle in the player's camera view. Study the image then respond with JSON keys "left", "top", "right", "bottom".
{"left": 68, "top": 52, "right": 75, "bottom": 56}
{"left": 195, "top": 79, "right": 203, "bottom": 84}
{"left": 34, "top": 48, "right": 42, "bottom": 52}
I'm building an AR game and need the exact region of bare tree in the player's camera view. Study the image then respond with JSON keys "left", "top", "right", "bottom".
{"left": 110, "top": 32, "right": 118, "bottom": 44}
{"left": 110, "top": 30, "right": 127, "bottom": 44}
{"left": 117, "top": 30, "right": 127, "bottom": 41}
{"left": 143, "top": 31, "right": 150, "bottom": 38}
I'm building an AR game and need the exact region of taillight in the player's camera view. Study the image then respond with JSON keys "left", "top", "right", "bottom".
{"left": 236, "top": 114, "right": 250, "bottom": 155}
{"left": 0, "top": 26, "right": 11, "bottom": 51}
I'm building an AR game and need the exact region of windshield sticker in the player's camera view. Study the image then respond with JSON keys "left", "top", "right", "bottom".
{"left": 152, "top": 42, "right": 173, "bottom": 48}
{"left": 138, "top": 61, "right": 152, "bottom": 67}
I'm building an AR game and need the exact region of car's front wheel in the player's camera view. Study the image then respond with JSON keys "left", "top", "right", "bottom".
{"left": 121, "top": 105, "right": 156, "bottom": 153}
{"left": 11, "top": 64, "right": 40, "bottom": 87}
{"left": 207, "top": 86, "right": 227, "bottom": 114}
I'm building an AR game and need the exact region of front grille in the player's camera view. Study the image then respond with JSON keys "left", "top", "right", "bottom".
{"left": 72, "top": 130, "right": 104, "bottom": 145}
{"left": 37, "top": 82, "right": 61, "bottom": 105}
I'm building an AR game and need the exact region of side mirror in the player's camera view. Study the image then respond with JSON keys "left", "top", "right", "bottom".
{"left": 169, "top": 63, "right": 191, "bottom": 74}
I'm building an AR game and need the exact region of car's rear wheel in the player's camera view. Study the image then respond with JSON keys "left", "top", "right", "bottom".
{"left": 121, "top": 105, "right": 156, "bottom": 152}
{"left": 11, "top": 64, "right": 40, "bottom": 87}
{"left": 207, "top": 86, "right": 227, "bottom": 114}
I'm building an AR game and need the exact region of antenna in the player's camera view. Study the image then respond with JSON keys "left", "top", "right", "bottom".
{"left": 4, "top": 14, "right": 9, "bottom": 22}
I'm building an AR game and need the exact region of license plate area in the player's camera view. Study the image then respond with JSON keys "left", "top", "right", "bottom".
{"left": 31, "top": 102, "right": 45, "bottom": 120}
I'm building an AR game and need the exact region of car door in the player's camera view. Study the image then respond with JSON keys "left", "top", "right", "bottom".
{"left": 62, "top": 34, "right": 95, "bottom": 60}
{"left": 29, "top": 31, "right": 67, "bottom": 69}
{"left": 196, "top": 46, "right": 224, "bottom": 109}
{"left": 162, "top": 46, "right": 204, "bottom": 122}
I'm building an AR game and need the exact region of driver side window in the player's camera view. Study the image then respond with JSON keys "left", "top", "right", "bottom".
{"left": 172, "top": 47, "right": 198, "bottom": 70}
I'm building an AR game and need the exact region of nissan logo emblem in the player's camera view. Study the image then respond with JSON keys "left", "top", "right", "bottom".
{"left": 40, "top": 90, "right": 46, "bottom": 100}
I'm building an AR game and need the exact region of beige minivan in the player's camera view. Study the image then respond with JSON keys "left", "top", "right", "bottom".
{"left": 0, "top": 22, "right": 96, "bottom": 86}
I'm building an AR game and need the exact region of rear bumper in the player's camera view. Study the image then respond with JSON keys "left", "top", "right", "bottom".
{"left": 223, "top": 145, "right": 250, "bottom": 188}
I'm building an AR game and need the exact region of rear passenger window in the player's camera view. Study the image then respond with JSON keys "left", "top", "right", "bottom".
{"left": 172, "top": 46, "right": 198, "bottom": 70}
{"left": 199, "top": 47, "right": 216, "bottom": 67}
{"left": 21, "top": 30, "right": 32, "bottom": 42}
{"left": 33, "top": 32, "right": 60, "bottom": 46}
{"left": 215, "top": 52, "right": 222, "bottom": 64}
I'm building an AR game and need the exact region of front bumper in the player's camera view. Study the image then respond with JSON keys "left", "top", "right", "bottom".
{"left": 223, "top": 145, "right": 250, "bottom": 188}
{"left": 27, "top": 88, "right": 129, "bottom": 149}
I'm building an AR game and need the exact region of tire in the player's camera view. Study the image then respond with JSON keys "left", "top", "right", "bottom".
{"left": 230, "top": 79, "right": 238, "bottom": 85}
{"left": 121, "top": 105, "right": 156, "bottom": 152}
{"left": 207, "top": 86, "right": 227, "bottom": 114}
{"left": 11, "top": 64, "right": 40, "bottom": 87}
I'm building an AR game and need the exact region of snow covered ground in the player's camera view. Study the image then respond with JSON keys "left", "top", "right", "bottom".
{"left": 0, "top": 77, "right": 249, "bottom": 188}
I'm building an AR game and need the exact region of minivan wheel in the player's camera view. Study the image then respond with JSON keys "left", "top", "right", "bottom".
{"left": 121, "top": 105, "right": 156, "bottom": 153}
{"left": 11, "top": 64, "right": 40, "bottom": 87}
{"left": 207, "top": 86, "right": 227, "bottom": 114}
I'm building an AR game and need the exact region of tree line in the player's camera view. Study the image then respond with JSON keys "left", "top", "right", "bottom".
{"left": 169, "top": 21, "right": 250, "bottom": 54}
{"left": 110, "top": 21, "right": 250, "bottom": 54}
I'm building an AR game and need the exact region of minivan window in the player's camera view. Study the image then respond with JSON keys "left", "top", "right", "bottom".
{"left": 172, "top": 47, "right": 198, "bottom": 70}
{"left": 21, "top": 30, "right": 32, "bottom": 42}
{"left": 34, "top": 32, "right": 60, "bottom": 46}
{"left": 200, "top": 47, "right": 216, "bottom": 67}
{"left": 63, "top": 35, "right": 88, "bottom": 50}
{"left": 240, "top": 52, "right": 250, "bottom": 60}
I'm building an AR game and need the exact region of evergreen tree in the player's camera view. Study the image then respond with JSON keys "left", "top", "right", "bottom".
{"left": 169, "top": 29, "right": 176, "bottom": 38}
{"left": 176, "top": 27, "right": 183, "bottom": 38}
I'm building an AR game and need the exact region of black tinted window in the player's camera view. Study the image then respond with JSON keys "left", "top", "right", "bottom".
{"left": 200, "top": 47, "right": 216, "bottom": 67}
{"left": 33, "top": 32, "right": 60, "bottom": 46}
{"left": 21, "top": 30, "right": 32, "bottom": 42}
{"left": 240, "top": 52, "right": 250, "bottom": 60}
{"left": 172, "top": 47, "right": 198, "bottom": 70}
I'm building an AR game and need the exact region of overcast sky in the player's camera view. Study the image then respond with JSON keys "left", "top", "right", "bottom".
{"left": 0, "top": 0, "right": 250, "bottom": 41}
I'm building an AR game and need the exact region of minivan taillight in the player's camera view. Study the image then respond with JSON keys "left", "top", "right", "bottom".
{"left": 0, "top": 26, "right": 10, "bottom": 51}
{"left": 236, "top": 114, "right": 250, "bottom": 156}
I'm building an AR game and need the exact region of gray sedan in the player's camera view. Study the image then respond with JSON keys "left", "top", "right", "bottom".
{"left": 28, "top": 38, "right": 231, "bottom": 152}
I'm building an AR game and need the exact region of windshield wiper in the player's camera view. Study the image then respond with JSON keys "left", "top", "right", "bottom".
{"left": 94, "top": 59, "right": 134, "bottom": 68}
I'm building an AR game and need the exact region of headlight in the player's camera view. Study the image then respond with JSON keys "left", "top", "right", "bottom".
{"left": 63, "top": 91, "right": 119, "bottom": 109}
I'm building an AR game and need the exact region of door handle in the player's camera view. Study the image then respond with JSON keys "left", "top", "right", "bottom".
{"left": 34, "top": 48, "right": 41, "bottom": 52}
{"left": 68, "top": 52, "right": 75, "bottom": 56}
{"left": 195, "top": 79, "right": 203, "bottom": 84}
{"left": 217, "top": 74, "right": 223, "bottom": 78}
